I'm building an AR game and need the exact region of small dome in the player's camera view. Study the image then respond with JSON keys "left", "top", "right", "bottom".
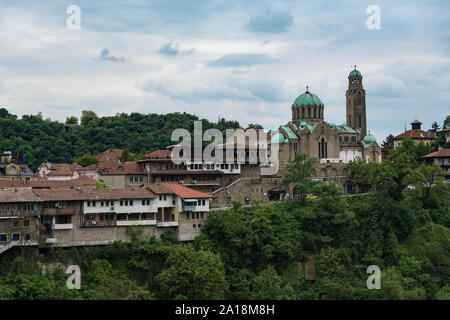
{"left": 293, "top": 91, "right": 323, "bottom": 107}
{"left": 300, "top": 121, "right": 307, "bottom": 128}
{"left": 328, "top": 122, "right": 336, "bottom": 128}
{"left": 349, "top": 69, "right": 362, "bottom": 77}
{"left": 363, "top": 134, "right": 376, "bottom": 145}
{"left": 271, "top": 132, "right": 286, "bottom": 144}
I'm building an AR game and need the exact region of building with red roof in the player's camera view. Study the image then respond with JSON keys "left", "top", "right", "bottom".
{"left": 393, "top": 119, "right": 436, "bottom": 148}
{"left": 423, "top": 148, "right": 450, "bottom": 179}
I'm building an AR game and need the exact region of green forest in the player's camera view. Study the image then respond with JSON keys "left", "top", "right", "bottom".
{"left": 0, "top": 142, "right": 449, "bottom": 300}
{"left": 0, "top": 108, "right": 242, "bottom": 171}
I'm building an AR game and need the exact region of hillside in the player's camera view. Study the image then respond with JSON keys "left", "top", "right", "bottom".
{"left": 0, "top": 108, "right": 241, "bottom": 171}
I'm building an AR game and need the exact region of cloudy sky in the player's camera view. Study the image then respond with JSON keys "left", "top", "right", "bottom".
{"left": 0, "top": 0, "right": 449, "bottom": 143}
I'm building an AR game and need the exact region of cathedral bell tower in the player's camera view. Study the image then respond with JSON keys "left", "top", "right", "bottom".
{"left": 346, "top": 66, "right": 367, "bottom": 137}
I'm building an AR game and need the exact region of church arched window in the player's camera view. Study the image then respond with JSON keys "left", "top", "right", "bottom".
{"left": 314, "top": 108, "right": 316, "bottom": 118}
{"left": 308, "top": 108, "right": 311, "bottom": 118}
{"left": 302, "top": 108, "right": 305, "bottom": 118}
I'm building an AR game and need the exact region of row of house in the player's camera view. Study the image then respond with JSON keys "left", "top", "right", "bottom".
{"left": 0, "top": 183, "right": 212, "bottom": 254}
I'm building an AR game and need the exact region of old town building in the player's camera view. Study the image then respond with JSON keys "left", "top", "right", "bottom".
{"left": 0, "top": 183, "right": 212, "bottom": 254}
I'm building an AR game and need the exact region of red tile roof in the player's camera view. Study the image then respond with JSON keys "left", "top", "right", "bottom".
{"left": 423, "top": 149, "right": 450, "bottom": 158}
{"left": 163, "top": 183, "right": 213, "bottom": 199}
{"left": 143, "top": 150, "right": 172, "bottom": 160}
{"left": 393, "top": 129, "right": 435, "bottom": 140}
{"left": 0, "top": 176, "right": 97, "bottom": 189}
{"left": 44, "top": 163, "right": 80, "bottom": 176}
{"left": 33, "top": 187, "right": 157, "bottom": 201}
{"left": 97, "top": 149, "right": 132, "bottom": 162}
{"left": 79, "top": 160, "right": 147, "bottom": 175}
{"left": 0, "top": 188, "right": 41, "bottom": 202}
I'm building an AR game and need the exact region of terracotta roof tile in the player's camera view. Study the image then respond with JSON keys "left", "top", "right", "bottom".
{"left": 33, "top": 187, "right": 157, "bottom": 201}
{"left": 79, "top": 160, "right": 146, "bottom": 175}
{"left": 0, "top": 188, "right": 41, "bottom": 202}
{"left": 162, "top": 183, "right": 213, "bottom": 199}
{"left": 0, "top": 176, "right": 97, "bottom": 189}
{"left": 97, "top": 149, "right": 133, "bottom": 162}
{"left": 393, "top": 129, "right": 435, "bottom": 140}
{"left": 144, "top": 150, "right": 172, "bottom": 160}
{"left": 423, "top": 149, "right": 450, "bottom": 158}
{"left": 41, "top": 163, "right": 80, "bottom": 176}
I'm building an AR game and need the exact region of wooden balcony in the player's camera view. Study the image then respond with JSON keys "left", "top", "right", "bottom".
{"left": 41, "top": 207, "right": 76, "bottom": 216}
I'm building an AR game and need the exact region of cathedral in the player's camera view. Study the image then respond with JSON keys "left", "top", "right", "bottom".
{"left": 270, "top": 68, "right": 382, "bottom": 178}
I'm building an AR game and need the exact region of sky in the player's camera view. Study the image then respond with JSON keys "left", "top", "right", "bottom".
{"left": 0, "top": 0, "right": 449, "bottom": 143}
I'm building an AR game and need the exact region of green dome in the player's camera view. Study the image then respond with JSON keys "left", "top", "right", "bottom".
{"left": 271, "top": 132, "right": 286, "bottom": 144}
{"left": 300, "top": 121, "right": 307, "bottom": 128}
{"left": 363, "top": 134, "right": 376, "bottom": 145}
{"left": 349, "top": 69, "right": 362, "bottom": 77}
{"left": 328, "top": 122, "right": 336, "bottom": 128}
{"left": 293, "top": 91, "right": 323, "bottom": 107}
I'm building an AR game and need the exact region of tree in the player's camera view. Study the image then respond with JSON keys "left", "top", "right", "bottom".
{"left": 80, "top": 110, "right": 98, "bottom": 127}
{"left": 247, "top": 123, "right": 263, "bottom": 130}
{"left": 65, "top": 116, "right": 78, "bottom": 125}
{"left": 119, "top": 148, "right": 133, "bottom": 162}
{"left": 86, "top": 259, "right": 152, "bottom": 300}
{"left": 431, "top": 121, "right": 441, "bottom": 134}
{"left": 382, "top": 134, "right": 394, "bottom": 149}
{"left": 281, "top": 154, "right": 317, "bottom": 205}
{"left": 155, "top": 245, "right": 228, "bottom": 299}
{"left": 249, "top": 266, "right": 284, "bottom": 300}
{"left": 74, "top": 153, "right": 100, "bottom": 167}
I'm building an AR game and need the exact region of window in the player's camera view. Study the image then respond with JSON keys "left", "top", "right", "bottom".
{"left": 87, "top": 201, "right": 91, "bottom": 207}
{"left": 142, "top": 200, "right": 145, "bottom": 206}
{"left": 130, "top": 200, "right": 133, "bottom": 206}
{"left": 23, "top": 219, "right": 30, "bottom": 227}
{"left": 198, "top": 224, "right": 202, "bottom": 228}
{"left": 140, "top": 176, "right": 143, "bottom": 182}
{"left": 0, "top": 234, "right": 7, "bottom": 242}
{"left": 25, "top": 234, "right": 31, "bottom": 241}
{"left": 201, "top": 213, "right": 204, "bottom": 219}
{"left": 12, "top": 234, "right": 20, "bottom": 241}
{"left": 159, "top": 195, "right": 162, "bottom": 201}
{"left": 125, "top": 200, "right": 128, "bottom": 206}
{"left": 120, "top": 200, "right": 123, "bottom": 206}
{"left": 130, "top": 177, "right": 133, "bottom": 182}
{"left": 163, "top": 195, "right": 167, "bottom": 201}
{"left": 193, "top": 224, "right": 196, "bottom": 228}
{"left": 135, "top": 176, "right": 138, "bottom": 182}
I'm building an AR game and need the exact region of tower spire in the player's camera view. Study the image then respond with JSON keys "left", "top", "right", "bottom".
{"left": 306, "top": 85, "right": 309, "bottom": 93}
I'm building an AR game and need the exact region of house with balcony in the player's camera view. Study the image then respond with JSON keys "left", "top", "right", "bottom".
{"left": 0, "top": 183, "right": 212, "bottom": 253}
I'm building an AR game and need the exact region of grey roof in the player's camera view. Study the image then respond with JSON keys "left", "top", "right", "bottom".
{"left": 0, "top": 188, "right": 41, "bottom": 203}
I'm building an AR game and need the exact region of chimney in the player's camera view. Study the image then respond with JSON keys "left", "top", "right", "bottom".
{"left": 411, "top": 119, "right": 422, "bottom": 130}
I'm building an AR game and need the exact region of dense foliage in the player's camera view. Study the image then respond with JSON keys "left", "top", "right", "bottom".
{"left": 0, "top": 108, "right": 241, "bottom": 170}
{"left": 0, "top": 145, "right": 448, "bottom": 300}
